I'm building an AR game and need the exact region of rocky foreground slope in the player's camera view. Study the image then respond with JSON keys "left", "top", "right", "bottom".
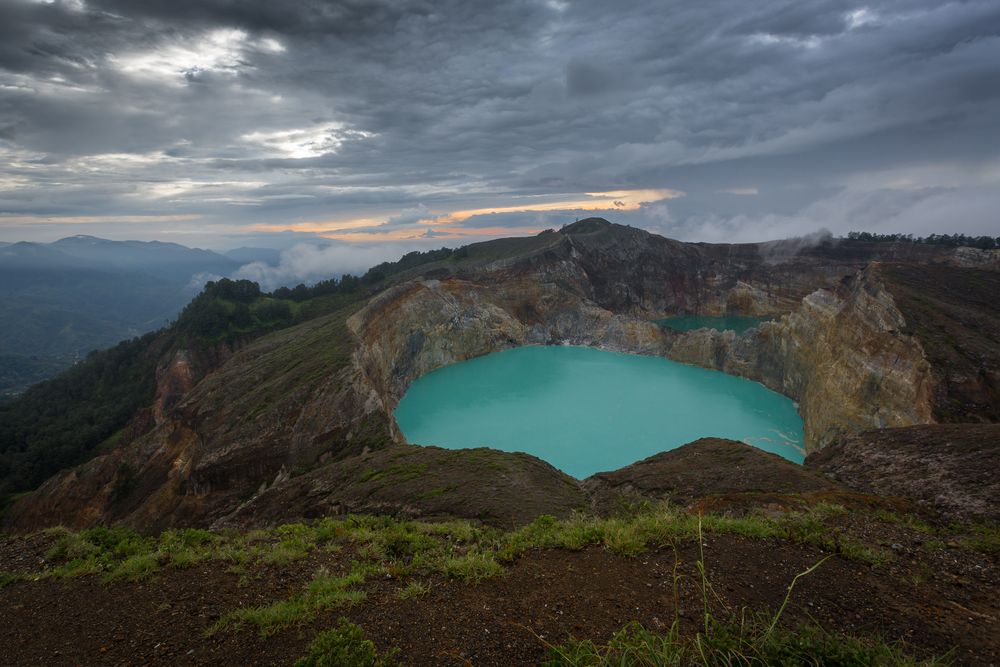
{"left": 4, "top": 219, "right": 999, "bottom": 532}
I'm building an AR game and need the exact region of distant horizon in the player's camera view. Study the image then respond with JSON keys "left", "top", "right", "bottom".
{"left": 3, "top": 220, "right": 998, "bottom": 255}
{"left": 5, "top": 220, "right": 998, "bottom": 296}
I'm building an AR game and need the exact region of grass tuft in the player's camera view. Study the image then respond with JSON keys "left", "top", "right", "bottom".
{"left": 396, "top": 580, "right": 430, "bottom": 600}
{"left": 441, "top": 551, "right": 503, "bottom": 582}
{"left": 295, "top": 617, "right": 398, "bottom": 667}
{"left": 105, "top": 552, "right": 160, "bottom": 582}
{"left": 963, "top": 522, "right": 1000, "bottom": 554}
{"left": 212, "top": 566, "right": 369, "bottom": 637}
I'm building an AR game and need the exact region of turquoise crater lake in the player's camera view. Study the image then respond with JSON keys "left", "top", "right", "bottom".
{"left": 394, "top": 346, "right": 805, "bottom": 478}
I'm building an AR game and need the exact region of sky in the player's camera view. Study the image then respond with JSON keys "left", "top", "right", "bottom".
{"left": 1, "top": 0, "right": 998, "bottom": 260}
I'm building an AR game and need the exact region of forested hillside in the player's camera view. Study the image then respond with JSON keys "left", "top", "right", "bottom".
{"left": 0, "top": 237, "right": 240, "bottom": 396}
{"left": 0, "top": 242, "right": 463, "bottom": 507}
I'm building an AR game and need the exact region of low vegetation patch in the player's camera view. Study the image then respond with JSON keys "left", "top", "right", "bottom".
{"left": 27, "top": 503, "right": 948, "bottom": 587}
{"left": 295, "top": 618, "right": 399, "bottom": 667}
{"left": 4, "top": 506, "right": 979, "bottom": 662}
{"left": 43, "top": 525, "right": 156, "bottom": 580}
{"left": 543, "top": 619, "right": 945, "bottom": 666}
{"left": 357, "top": 463, "right": 428, "bottom": 484}
{"left": 545, "top": 519, "right": 945, "bottom": 666}
{"left": 211, "top": 565, "right": 370, "bottom": 637}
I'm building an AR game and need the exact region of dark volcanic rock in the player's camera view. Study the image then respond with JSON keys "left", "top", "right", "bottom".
{"left": 806, "top": 424, "right": 1000, "bottom": 521}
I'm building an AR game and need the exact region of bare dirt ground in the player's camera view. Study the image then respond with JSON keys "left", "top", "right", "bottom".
{"left": 2, "top": 518, "right": 998, "bottom": 666}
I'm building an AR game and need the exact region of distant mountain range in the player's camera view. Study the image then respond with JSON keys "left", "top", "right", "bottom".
{"left": 0, "top": 236, "right": 243, "bottom": 396}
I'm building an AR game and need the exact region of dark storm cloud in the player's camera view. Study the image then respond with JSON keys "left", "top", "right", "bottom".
{"left": 0, "top": 0, "right": 998, "bottom": 249}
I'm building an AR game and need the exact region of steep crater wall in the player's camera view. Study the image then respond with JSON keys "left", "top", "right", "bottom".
{"left": 349, "top": 262, "right": 952, "bottom": 454}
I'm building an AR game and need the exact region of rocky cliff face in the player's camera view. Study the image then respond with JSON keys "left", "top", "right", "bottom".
{"left": 348, "top": 275, "right": 668, "bottom": 415}
{"left": 662, "top": 264, "right": 937, "bottom": 450}
{"left": 662, "top": 262, "right": 1000, "bottom": 449}
{"left": 348, "top": 221, "right": 957, "bottom": 416}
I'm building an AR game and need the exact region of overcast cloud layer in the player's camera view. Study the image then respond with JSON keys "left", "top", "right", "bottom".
{"left": 1, "top": 0, "right": 998, "bottom": 254}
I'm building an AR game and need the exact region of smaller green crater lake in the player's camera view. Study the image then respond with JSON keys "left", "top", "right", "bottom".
{"left": 394, "top": 346, "right": 804, "bottom": 478}
{"left": 654, "top": 315, "right": 770, "bottom": 335}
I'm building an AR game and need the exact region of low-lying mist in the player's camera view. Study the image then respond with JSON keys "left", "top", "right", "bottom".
{"left": 230, "top": 241, "right": 454, "bottom": 291}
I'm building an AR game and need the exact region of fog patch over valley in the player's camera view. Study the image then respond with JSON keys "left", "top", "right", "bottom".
{"left": 230, "top": 240, "right": 455, "bottom": 291}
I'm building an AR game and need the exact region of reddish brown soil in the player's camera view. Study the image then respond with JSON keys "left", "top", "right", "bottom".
{"left": 2, "top": 529, "right": 998, "bottom": 666}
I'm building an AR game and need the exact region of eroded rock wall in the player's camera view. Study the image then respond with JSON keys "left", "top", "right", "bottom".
{"left": 348, "top": 260, "right": 940, "bottom": 454}
{"left": 662, "top": 265, "right": 936, "bottom": 450}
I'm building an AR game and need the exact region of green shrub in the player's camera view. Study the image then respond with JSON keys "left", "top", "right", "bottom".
{"left": 295, "top": 618, "right": 398, "bottom": 667}
{"left": 376, "top": 525, "right": 436, "bottom": 561}
{"left": 160, "top": 528, "right": 215, "bottom": 548}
